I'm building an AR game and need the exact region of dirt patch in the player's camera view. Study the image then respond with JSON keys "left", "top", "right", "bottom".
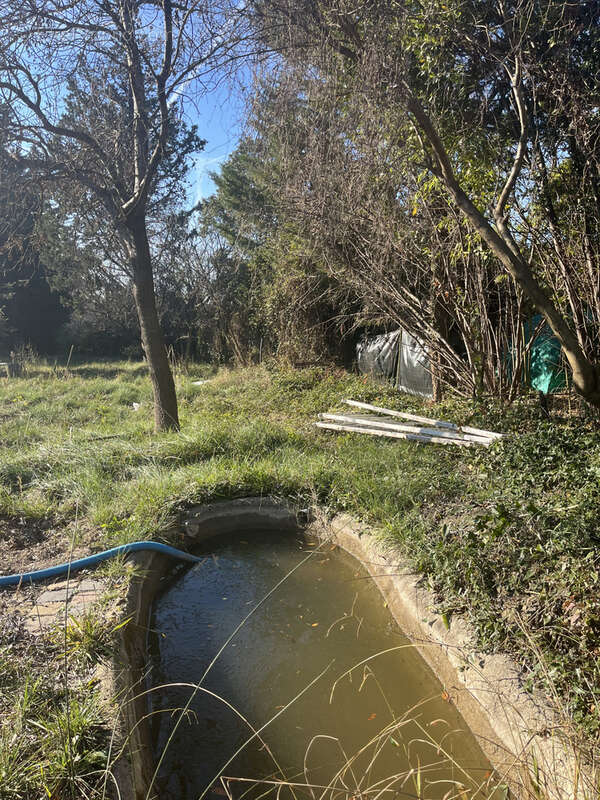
{"left": 0, "top": 606, "right": 30, "bottom": 646}
{"left": 0, "top": 515, "right": 91, "bottom": 577}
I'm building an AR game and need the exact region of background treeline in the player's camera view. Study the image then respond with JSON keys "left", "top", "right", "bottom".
{"left": 3, "top": 0, "right": 600, "bottom": 403}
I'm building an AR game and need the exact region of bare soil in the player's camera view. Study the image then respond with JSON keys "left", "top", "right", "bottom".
{"left": 0, "top": 515, "right": 91, "bottom": 578}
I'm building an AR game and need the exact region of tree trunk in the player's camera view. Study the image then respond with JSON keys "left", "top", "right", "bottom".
{"left": 127, "top": 216, "right": 180, "bottom": 432}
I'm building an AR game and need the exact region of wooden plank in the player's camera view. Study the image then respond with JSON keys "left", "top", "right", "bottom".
{"left": 321, "top": 411, "right": 482, "bottom": 441}
{"left": 349, "top": 412, "right": 493, "bottom": 443}
{"left": 343, "top": 399, "right": 503, "bottom": 440}
{"left": 320, "top": 413, "right": 493, "bottom": 445}
{"left": 344, "top": 399, "right": 457, "bottom": 427}
{"left": 315, "top": 421, "right": 479, "bottom": 447}
{"left": 316, "top": 421, "right": 478, "bottom": 447}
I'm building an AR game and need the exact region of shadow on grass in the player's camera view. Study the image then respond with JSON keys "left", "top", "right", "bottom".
{"left": 69, "top": 362, "right": 149, "bottom": 379}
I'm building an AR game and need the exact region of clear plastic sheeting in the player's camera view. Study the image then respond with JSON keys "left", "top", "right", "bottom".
{"left": 356, "top": 329, "right": 433, "bottom": 398}
{"left": 356, "top": 330, "right": 400, "bottom": 382}
{"left": 397, "top": 330, "right": 433, "bottom": 398}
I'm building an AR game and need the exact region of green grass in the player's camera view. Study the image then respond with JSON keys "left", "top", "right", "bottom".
{"left": 2, "top": 359, "right": 600, "bottom": 788}
{"left": 0, "top": 613, "right": 109, "bottom": 799}
{"left": 0, "top": 361, "right": 471, "bottom": 544}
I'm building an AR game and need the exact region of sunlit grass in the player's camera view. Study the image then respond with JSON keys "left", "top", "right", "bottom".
{"left": 0, "top": 361, "right": 469, "bottom": 548}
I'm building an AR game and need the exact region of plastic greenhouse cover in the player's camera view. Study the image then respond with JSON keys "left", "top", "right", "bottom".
{"left": 397, "top": 330, "right": 433, "bottom": 398}
{"left": 356, "top": 329, "right": 433, "bottom": 398}
{"left": 356, "top": 330, "right": 400, "bottom": 381}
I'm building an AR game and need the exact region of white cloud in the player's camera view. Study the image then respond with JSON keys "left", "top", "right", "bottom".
{"left": 192, "top": 153, "right": 228, "bottom": 204}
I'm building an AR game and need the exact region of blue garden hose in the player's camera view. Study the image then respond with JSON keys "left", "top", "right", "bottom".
{"left": 0, "top": 541, "right": 202, "bottom": 588}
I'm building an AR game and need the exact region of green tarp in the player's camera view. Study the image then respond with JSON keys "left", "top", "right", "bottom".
{"left": 518, "top": 315, "right": 566, "bottom": 394}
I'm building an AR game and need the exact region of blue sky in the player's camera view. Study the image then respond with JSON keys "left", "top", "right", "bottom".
{"left": 189, "top": 78, "right": 247, "bottom": 205}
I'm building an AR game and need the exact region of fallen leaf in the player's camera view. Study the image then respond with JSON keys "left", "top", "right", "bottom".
{"left": 311, "top": 622, "right": 319, "bottom": 627}
{"left": 368, "top": 713, "right": 377, "bottom": 721}
{"left": 441, "top": 690, "right": 450, "bottom": 702}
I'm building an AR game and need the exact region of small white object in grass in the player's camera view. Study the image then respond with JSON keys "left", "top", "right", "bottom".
{"left": 192, "top": 379, "right": 209, "bottom": 385}
{"left": 132, "top": 402, "right": 141, "bottom": 411}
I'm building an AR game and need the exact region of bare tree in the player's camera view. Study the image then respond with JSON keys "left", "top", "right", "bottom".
{"left": 0, "top": 0, "right": 248, "bottom": 430}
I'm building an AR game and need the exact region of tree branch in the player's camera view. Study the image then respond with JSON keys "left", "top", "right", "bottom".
{"left": 493, "top": 55, "right": 528, "bottom": 258}
{"left": 0, "top": 66, "right": 127, "bottom": 201}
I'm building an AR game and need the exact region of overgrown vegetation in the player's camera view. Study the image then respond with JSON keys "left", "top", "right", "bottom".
{"left": 2, "top": 361, "right": 600, "bottom": 776}
{"left": 244, "top": 0, "right": 600, "bottom": 407}
{"left": 0, "top": 606, "right": 113, "bottom": 799}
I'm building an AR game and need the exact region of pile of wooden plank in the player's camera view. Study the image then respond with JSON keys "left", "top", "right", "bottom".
{"left": 315, "top": 399, "right": 504, "bottom": 448}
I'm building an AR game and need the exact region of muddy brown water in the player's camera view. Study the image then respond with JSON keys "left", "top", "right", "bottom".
{"left": 149, "top": 532, "right": 495, "bottom": 800}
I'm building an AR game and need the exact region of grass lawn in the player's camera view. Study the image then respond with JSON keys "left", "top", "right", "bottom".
{"left": 1, "top": 359, "right": 600, "bottom": 795}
